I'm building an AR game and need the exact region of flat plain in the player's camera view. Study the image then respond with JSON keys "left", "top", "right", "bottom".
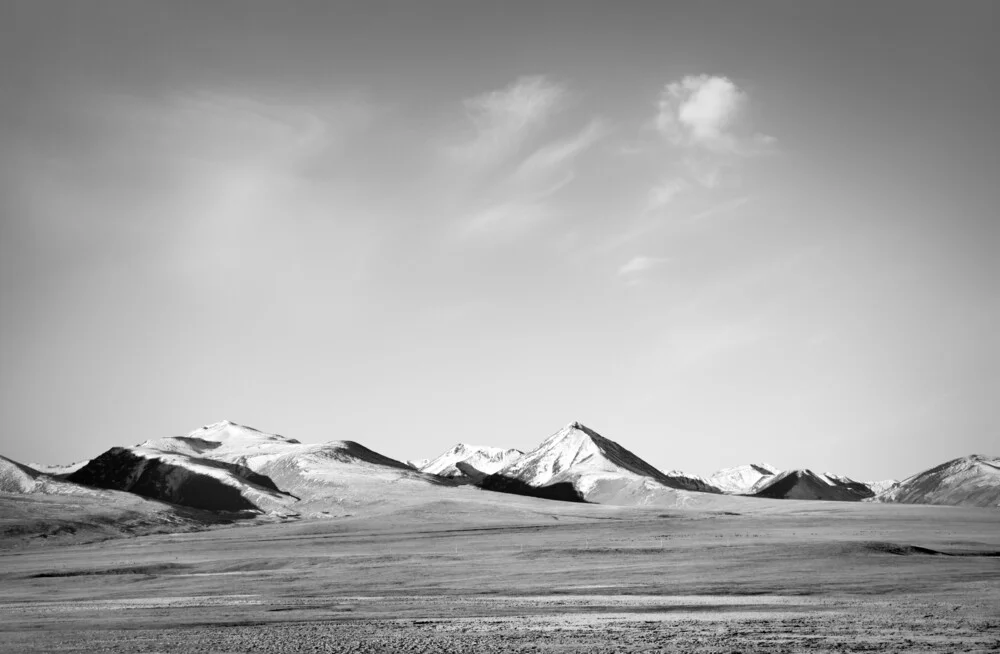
{"left": 2, "top": 489, "right": 998, "bottom": 653}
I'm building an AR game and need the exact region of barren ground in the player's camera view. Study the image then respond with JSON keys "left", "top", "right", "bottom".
{"left": 2, "top": 492, "right": 998, "bottom": 652}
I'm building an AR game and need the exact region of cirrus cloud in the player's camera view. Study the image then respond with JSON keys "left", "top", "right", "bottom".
{"left": 450, "top": 75, "right": 567, "bottom": 165}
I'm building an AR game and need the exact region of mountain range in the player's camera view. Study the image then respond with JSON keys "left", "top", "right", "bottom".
{"left": 3, "top": 420, "right": 996, "bottom": 519}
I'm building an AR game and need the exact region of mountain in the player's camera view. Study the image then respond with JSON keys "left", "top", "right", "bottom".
{"left": 864, "top": 479, "right": 898, "bottom": 495}
{"left": 871, "top": 455, "right": 999, "bottom": 508}
{"left": 67, "top": 421, "right": 454, "bottom": 516}
{"left": 1, "top": 453, "right": 259, "bottom": 548}
{"left": 480, "top": 422, "right": 720, "bottom": 504}
{"left": 406, "top": 458, "right": 430, "bottom": 470}
{"left": 709, "top": 463, "right": 781, "bottom": 494}
{"left": 420, "top": 444, "right": 524, "bottom": 479}
{"left": 68, "top": 446, "right": 298, "bottom": 513}
{"left": 751, "top": 469, "right": 874, "bottom": 502}
{"left": 1, "top": 455, "right": 41, "bottom": 493}
{"left": 26, "top": 460, "right": 89, "bottom": 477}
{"left": 1, "top": 455, "right": 118, "bottom": 497}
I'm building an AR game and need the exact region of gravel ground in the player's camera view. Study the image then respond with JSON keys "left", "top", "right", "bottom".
{"left": 2, "top": 594, "right": 999, "bottom": 653}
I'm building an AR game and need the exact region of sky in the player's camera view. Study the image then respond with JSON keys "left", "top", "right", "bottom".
{"left": 1, "top": 1, "right": 997, "bottom": 481}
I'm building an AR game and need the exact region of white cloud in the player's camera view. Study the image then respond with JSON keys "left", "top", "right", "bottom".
{"left": 618, "top": 255, "right": 667, "bottom": 277}
{"left": 461, "top": 171, "right": 575, "bottom": 236}
{"left": 449, "top": 77, "right": 607, "bottom": 238}
{"left": 646, "top": 178, "right": 689, "bottom": 211}
{"left": 513, "top": 119, "right": 607, "bottom": 180}
{"left": 657, "top": 75, "right": 746, "bottom": 152}
{"left": 656, "top": 74, "right": 773, "bottom": 156}
{"left": 451, "top": 75, "right": 567, "bottom": 165}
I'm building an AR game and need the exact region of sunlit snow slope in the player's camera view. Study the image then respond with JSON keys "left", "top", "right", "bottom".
{"left": 481, "top": 422, "right": 720, "bottom": 505}
{"left": 708, "top": 463, "right": 780, "bottom": 494}
{"left": 67, "top": 421, "right": 455, "bottom": 516}
{"left": 420, "top": 444, "right": 524, "bottom": 478}
{"left": 871, "top": 455, "right": 1000, "bottom": 508}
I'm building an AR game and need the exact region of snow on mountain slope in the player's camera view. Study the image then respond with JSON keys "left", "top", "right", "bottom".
{"left": 1, "top": 454, "right": 156, "bottom": 498}
{"left": 481, "top": 422, "right": 720, "bottom": 504}
{"left": 27, "top": 460, "right": 89, "bottom": 477}
{"left": 864, "top": 479, "right": 898, "bottom": 495}
{"left": 407, "top": 458, "right": 430, "bottom": 470}
{"left": 870, "top": 455, "right": 1000, "bottom": 508}
{"left": 708, "top": 463, "right": 781, "bottom": 494}
{"left": 1, "top": 455, "right": 40, "bottom": 493}
{"left": 420, "top": 444, "right": 524, "bottom": 478}
{"left": 84, "top": 420, "right": 455, "bottom": 516}
{"left": 68, "top": 446, "right": 298, "bottom": 513}
{"left": 752, "top": 469, "right": 874, "bottom": 502}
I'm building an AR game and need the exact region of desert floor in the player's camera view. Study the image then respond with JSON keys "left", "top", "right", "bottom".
{"left": 2, "top": 490, "right": 998, "bottom": 653}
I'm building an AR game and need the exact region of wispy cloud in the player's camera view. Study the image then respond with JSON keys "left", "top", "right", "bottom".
{"left": 450, "top": 78, "right": 608, "bottom": 238}
{"left": 462, "top": 172, "right": 575, "bottom": 235}
{"left": 513, "top": 119, "right": 607, "bottom": 181}
{"left": 449, "top": 75, "right": 567, "bottom": 166}
{"left": 645, "top": 177, "right": 689, "bottom": 212}
{"left": 618, "top": 255, "right": 668, "bottom": 282}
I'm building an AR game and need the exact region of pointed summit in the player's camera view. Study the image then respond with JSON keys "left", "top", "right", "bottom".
{"left": 482, "top": 422, "right": 719, "bottom": 504}
{"left": 752, "top": 469, "right": 874, "bottom": 502}
{"left": 501, "top": 421, "right": 675, "bottom": 486}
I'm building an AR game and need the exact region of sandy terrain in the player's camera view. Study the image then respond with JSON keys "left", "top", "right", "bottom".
{"left": 1, "top": 494, "right": 998, "bottom": 652}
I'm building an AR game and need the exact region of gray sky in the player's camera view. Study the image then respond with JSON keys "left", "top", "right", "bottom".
{"left": 1, "top": 1, "right": 997, "bottom": 480}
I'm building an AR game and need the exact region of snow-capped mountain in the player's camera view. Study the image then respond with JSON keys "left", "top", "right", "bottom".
{"left": 26, "top": 460, "right": 89, "bottom": 477}
{"left": 420, "top": 444, "right": 524, "bottom": 478}
{"left": 406, "top": 458, "right": 430, "bottom": 470}
{"left": 870, "top": 455, "right": 999, "bottom": 508}
{"left": 752, "top": 469, "right": 875, "bottom": 502}
{"left": 68, "top": 446, "right": 298, "bottom": 513}
{"left": 1, "top": 455, "right": 143, "bottom": 498}
{"left": 709, "top": 463, "right": 781, "bottom": 494}
{"left": 68, "top": 421, "right": 453, "bottom": 516}
{"left": 864, "top": 479, "right": 898, "bottom": 495}
{"left": 1, "top": 455, "right": 41, "bottom": 494}
{"left": 480, "top": 422, "right": 720, "bottom": 504}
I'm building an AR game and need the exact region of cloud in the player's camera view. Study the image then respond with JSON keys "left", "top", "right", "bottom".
{"left": 618, "top": 255, "right": 667, "bottom": 277}
{"left": 461, "top": 171, "right": 575, "bottom": 236}
{"left": 513, "top": 119, "right": 607, "bottom": 180}
{"left": 450, "top": 75, "right": 567, "bottom": 165}
{"left": 626, "top": 73, "right": 774, "bottom": 238}
{"left": 656, "top": 75, "right": 761, "bottom": 153}
{"left": 461, "top": 120, "right": 604, "bottom": 236}
{"left": 449, "top": 78, "right": 607, "bottom": 238}
{"left": 646, "top": 177, "right": 689, "bottom": 211}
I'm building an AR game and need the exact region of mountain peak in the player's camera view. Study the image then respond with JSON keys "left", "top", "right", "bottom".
{"left": 499, "top": 423, "right": 667, "bottom": 486}
{"left": 420, "top": 443, "right": 524, "bottom": 477}
{"left": 187, "top": 421, "right": 299, "bottom": 445}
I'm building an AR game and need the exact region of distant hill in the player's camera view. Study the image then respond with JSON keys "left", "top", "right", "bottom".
{"left": 480, "top": 422, "right": 720, "bottom": 504}
{"left": 66, "top": 421, "right": 452, "bottom": 516}
{"left": 16, "top": 420, "right": 997, "bottom": 515}
{"left": 870, "top": 455, "right": 999, "bottom": 508}
{"left": 752, "top": 469, "right": 875, "bottom": 502}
